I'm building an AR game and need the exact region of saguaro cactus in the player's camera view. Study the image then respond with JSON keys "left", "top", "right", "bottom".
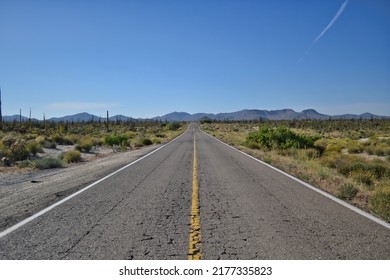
{"left": 106, "top": 110, "right": 109, "bottom": 132}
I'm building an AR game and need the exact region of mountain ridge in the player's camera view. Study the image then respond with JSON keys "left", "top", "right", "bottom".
{"left": 3, "top": 109, "right": 389, "bottom": 122}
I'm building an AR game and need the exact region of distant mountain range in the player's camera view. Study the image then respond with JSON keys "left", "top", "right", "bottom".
{"left": 151, "top": 109, "right": 389, "bottom": 121}
{"left": 3, "top": 109, "right": 389, "bottom": 122}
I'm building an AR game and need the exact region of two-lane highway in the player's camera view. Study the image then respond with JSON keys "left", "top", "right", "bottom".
{"left": 0, "top": 123, "right": 389, "bottom": 259}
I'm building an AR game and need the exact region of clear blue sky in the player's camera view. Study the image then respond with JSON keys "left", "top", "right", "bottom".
{"left": 1, "top": 0, "right": 389, "bottom": 118}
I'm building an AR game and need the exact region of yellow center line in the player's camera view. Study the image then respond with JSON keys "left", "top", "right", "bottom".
{"left": 188, "top": 134, "right": 202, "bottom": 260}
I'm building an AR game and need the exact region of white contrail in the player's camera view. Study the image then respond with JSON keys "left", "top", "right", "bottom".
{"left": 314, "top": 0, "right": 349, "bottom": 43}
{"left": 298, "top": 0, "right": 349, "bottom": 62}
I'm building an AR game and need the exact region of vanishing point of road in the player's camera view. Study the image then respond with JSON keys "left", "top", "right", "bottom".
{"left": 0, "top": 123, "right": 389, "bottom": 259}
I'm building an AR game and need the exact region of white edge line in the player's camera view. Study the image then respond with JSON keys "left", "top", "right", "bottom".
{"left": 0, "top": 126, "right": 190, "bottom": 239}
{"left": 201, "top": 128, "right": 390, "bottom": 230}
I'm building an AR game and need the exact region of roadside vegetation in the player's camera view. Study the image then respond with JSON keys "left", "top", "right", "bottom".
{"left": 201, "top": 119, "right": 390, "bottom": 222}
{"left": 0, "top": 120, "right": 187, "bottom": 170}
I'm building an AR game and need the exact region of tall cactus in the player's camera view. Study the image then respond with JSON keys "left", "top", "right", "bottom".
{"left": 106, "top": 110, "right": 109, "bottom": 132}
{"left": 29, "top": 108, "right": 32, "bottom": 130}
{"left": 43, "top": 113, "right": 46, "bottom": 131}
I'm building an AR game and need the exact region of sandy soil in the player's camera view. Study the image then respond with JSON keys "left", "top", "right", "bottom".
{"left": 0, "top": 144, "right": 161, "bottom": 232}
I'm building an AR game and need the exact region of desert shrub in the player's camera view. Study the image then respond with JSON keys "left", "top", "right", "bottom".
{"left": 263, "top": 155, "right": 272, "bottom": 164}
{"left": 167, "top": 122, "right": 181, "bottom": 131}
{"left": 10, "top": 140, "right": 29, "bottom": 161}
{"left": 351, "top": 170, "right": 375, "bottom": 188}
{"left": 0, "top": 143, "right": 12, "bottom": 159}
{"left": 374, "top": 147, "right": 385, "bottom": 156}
{"left": 125, "top": 131, "right": 137, "bottom": 139}
{"left": 348, "top": 144, "right": 363, "bottom": 154}
{"left": 365, "top": 147, "right": 374, "bottom": 155}
{"left": 18, "top": 160, "right": 34, "bottom": 169}
{"left": 337, "top": 160, "right": 366, "bottom": 176}
{"left": 35, "top": 136, "right": 46, "bottom": 145}
{"left": 33, "top": 158, "right": 64, "bottom": 169}
{"left": 0, "top": 135, "right": 17, "bottom": 148}
{"left": 63, "top": 150, "right": 82, "bottom": 163}
{"left": 367, "top": 162, "right": 390, "bottom": 179}
{"left": 77, "top": 137, "right": 93, "bottom": 152}
{"left": 105, "top": 134, "right": 128, "bottom": 146}
{"left": 200, "top": 119, "right": 212, "bottom": 124}
{"left": 314, "top": 139, "right": 327, "bottom": 154}
{"left": 133, "top": 141, "right": 143, "bottom": 148}
{"left": 155, "top": 133, "right": 166, "bottom": 138}
{"left": 141, "top": 138, "right": 153, "bottom": 146}
{"left": 26, "top": 141, "right": 42, "bottom": 156}
{"left": 337, "top": 183, "right": 358, "bottom": 200}
{"left": 370, "top": 191, "right": 390, "bottom": 222}
{"left": 245, "top": 140, "right": 260, "bottom": 149}
{"left": 52, "top": 133, "right": 65, "bottom": 145}
{"left": 63, "top": 135, "right": 77, "bottom": 145}
{"left": 152, "top": 138, "right": 162, "bottom": 144}
{"left": 246, "top": 125, "right": 316, "bottom": 150}
{"left": 298, "top": 148, "right": 320, "bottom": 160}
{"left": 316, "top": 167, "right": 330, "bottom": 180}
{"left": 93, "top": 138, "right": 103, "bottom": 146}
{"left": 43, "top": 140, "right": 57, "bottom": 149}
{"left": 325, "top": 143, "right": 343, "bottom": 154}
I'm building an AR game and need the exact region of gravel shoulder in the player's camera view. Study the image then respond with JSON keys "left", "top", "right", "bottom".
{"left": 0, "top": 145, "right": 161, "bottom": 232}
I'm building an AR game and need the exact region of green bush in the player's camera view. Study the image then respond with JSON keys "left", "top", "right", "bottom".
{"left": 33, "top": 157, "right": 64, "bottom": 169}
{"left": 77, "top": 137, "right": 93, "bottom": 152}
{"left": 299, "top": 148, "right": 320, "bottom": 160}
{"left": 167, "top": 122, "right": 181, "bottom": 131}
{"left": 337, "top": 184, "right": 358, "bottom": 200}
{"left": 314, "top": 139, "right": 327, "bottom": 154}
{"left": 370, "top": 191, "right": 390, "bottom": 222}
{"left": 337, "top": 160, "right": 366, "bottom": 176}
{"left": 246, "top": 125, "right": 316, "bottom": 150}
{"left": 26, "top": 141, "right": 42, "bottom": 156}
{"left": 325, "top": 143, "right": 343, "bottom": 154}
{"left": 0, "top": 135, "right": 17, "bottom": 148}
{"left": 368, "top": 162, "right": 390, "bottom": 179}
{"left": 10, "top": 140, "right": 29, "bottom": 161}
{"left": 63, "top": 150, "right": 82, "bottom": 163}
{"left": 244, "top": 140, "right": 260, "bottom": 149}
{"left": 348, "top": 145, "right": 363, "bottom": 154}
{"left": 0, "top": 143, "right": 12, "bottom": 159}
{"left": 351, "top": 170, "right": 375, "bottom": 188}
{"left": 35, "top": 136, "right": 46, "bottom": 145}
{"left": 263, "top": 155, "right": 272, "bottom": 164}
{"left": 52, "top": 133, "right": 65, "bottom": 145}
{"left": 105, "top": 134, "right": 128, "bottom": 146}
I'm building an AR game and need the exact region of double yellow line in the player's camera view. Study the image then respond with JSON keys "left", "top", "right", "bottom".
{"left": 188, "top": 134, "right": 202, "bottom": 260}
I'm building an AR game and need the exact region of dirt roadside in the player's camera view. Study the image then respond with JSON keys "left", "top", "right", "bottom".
{"left": 0, "top": 144, "right": 161, "bottom": 232}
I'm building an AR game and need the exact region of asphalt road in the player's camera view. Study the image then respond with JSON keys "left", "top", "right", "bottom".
{"left": 0, "top": 123, "right": 389, "bottom": 259}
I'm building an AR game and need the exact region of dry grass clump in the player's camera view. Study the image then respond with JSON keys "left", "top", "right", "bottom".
{"left": 63, "top": 150, "right": 82, "bottom": 163}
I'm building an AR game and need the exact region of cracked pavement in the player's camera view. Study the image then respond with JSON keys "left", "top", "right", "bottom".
{"left": 0, "top": 123, "right": 389, "bottom": 259}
